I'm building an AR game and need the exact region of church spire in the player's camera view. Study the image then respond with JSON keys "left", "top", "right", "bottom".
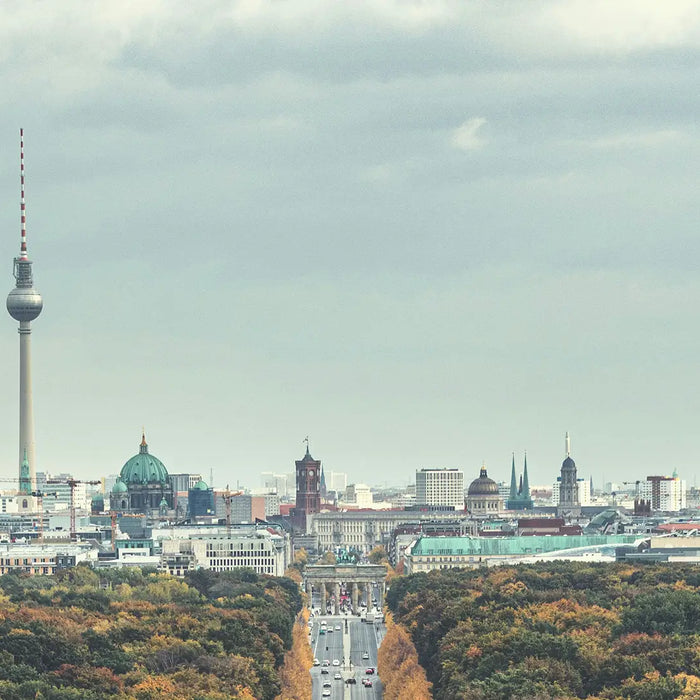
{"left": 522, "top": 452, "right": 530, "bottom": 496}
{"left": 509, "top": 453, "right": 517, "bottom": 499}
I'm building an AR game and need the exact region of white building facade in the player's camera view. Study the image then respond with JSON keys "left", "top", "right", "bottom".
{"left": 160, "top": 530, "right": 288, "bottom": 577}
{"left": 416, "top": 468, "right": 464, "bottom": 509}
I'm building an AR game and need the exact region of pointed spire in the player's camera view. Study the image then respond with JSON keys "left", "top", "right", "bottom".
{"left": 139, "top": 429, "right": 149, "bottom": 454}
{"left": 320, "top": 464, "right": 327, "bottom": 497}
{"left": 509, "top": 453, "right": 517, "bottom": 499}
{"left": 565, "top": 432, "right": 571, "bottom": 457}
{"left": 522, "top": 452, "right": 530, "bottom": 496}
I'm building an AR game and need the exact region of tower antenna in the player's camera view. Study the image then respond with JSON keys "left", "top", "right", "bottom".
{"left": 19, "top": 128, "right": 28, "bottom": 260}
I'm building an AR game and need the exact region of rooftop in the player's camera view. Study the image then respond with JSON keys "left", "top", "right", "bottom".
{"left": 409, "top": 534, "right": 640, "bottom": 557}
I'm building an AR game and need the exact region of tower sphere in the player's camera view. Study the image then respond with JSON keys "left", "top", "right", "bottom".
{"left": 7, "top": 285, "right": 43, "bottom": 322}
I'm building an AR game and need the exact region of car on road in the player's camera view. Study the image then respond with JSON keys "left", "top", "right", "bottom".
{"left": 363, "top": 678, "right": 373, "bottom": 687}
{"left": 335, "top": 624, "right": 341, "bottom": 630}
{"left": 322, "top": 690, "right": 331, "bottom": 697}
{"left": 322, "top": 660, "right": 330, "bottom": 667}
{"left": 334, "top": 672, "right": 342, "bottom": 680}
{"left": 326, "top": 628, "right": 333, "bottom": 633}
{"left": 319, "top": 628, "right": 326, "bottom": 635}
{"left": 332, "top": 659, "right": 340, "bottom": 666}
{"left": 313, "top": 658, "right": 320, "bottom": 666}
{"left": 362, "top": 652, "right": 369, "bottom": 660}
{"left": 365, "top": 667, "right": 375, "bottom": 674}
{"left": 345, "top": 678, "right": 357, "bottom": 685}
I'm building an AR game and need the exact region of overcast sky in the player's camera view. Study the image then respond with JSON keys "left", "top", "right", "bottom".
{"left": 0, "top": 1, "right": 698, "bottom": 490}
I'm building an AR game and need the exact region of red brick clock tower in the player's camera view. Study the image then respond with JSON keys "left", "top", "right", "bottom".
{"left": 291, "top": 442, "right": 321, "bottom": 532}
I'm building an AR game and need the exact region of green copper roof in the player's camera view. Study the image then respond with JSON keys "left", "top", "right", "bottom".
{"left": 409, "top": 534, "right": 640, "bottom": 557}
{"left": 112, "top": 478, "right": 128, "bottom": 494}
{"left": 119, "top": 433, "right": 169, "bottom": 485}
{"left": 193, "top": 479, "right": 209, "bottom": 491}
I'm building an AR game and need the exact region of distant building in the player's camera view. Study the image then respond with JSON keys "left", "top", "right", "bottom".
{"left": 290, "top": 445, "right": 321, "bottom": 532}
{"left": 343, "top": 483, "right": 373, "bottom": 509}
{"left": 261, "top": 472, "right": 291, "bottom": 499}
{"left": 109, "top": 433, "right": 174, "bottom": 516}
{"left": 188, "top": 479, "right": 215, "bottom": 519}
{"left": 160, "top": 530, "right": 288, "bottom": 577}
{"left": 466, "top": 465, "right": 503, "bottom": 517}
{"left": 552, "top": 478, "right": 590, "bottom": 507}
{"left": 404, "top": 534, "right": 640, "bottom": 573}
{"left": 310, "top": 510, "right": 466, "bottom": 553}
{"left": 329, "top": 472, "right": 348, "bottom": 494}
{"left": 557, "top": 433, "right": 581, "bottom": 518}
{"left": 250, "top": 488, "right": 281, "bottom": 517}
{"left": 416, "top": 468, "right": 464, "bottom": 509}
{"left": 639, "top": 473, "right": 686, "bottom": 512}
{"left": 0, "top": 543, "right": 95, "bottom": 575}
{"left": 214, "top": 493, "right": 267, "bottom": 523}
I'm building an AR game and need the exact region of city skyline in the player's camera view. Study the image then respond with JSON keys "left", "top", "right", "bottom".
{"left": 0, "top": 2, "right": 698, "bottom": 486}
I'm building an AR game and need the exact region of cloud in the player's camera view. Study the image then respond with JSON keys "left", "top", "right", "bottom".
{"left": 451, "top": 117, "right": 487, "bottom": 151}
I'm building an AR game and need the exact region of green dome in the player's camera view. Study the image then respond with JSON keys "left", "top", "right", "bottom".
{"left": 112, "top": 478, "right": 128, "bottom": 494}
{"left": 193, "top": 479, "right": 209, "bottom": 491}
{"left": 119, "top": 434, "right": 169, "bottom": 486}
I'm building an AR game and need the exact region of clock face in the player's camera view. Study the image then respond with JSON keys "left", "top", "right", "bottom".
{"left": 309, "top": 470, "right": 315, "bottom": 478}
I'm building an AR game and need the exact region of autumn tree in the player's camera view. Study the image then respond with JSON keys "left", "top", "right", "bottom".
{"left": 377, "top": 614, "right": 431, "bottom": 700}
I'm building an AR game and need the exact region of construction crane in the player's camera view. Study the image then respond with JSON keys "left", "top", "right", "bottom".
{"left": 108, "top": 510, "right": 146, "bottom": 550}
{"left": 221, "top": 486, "right": 244, "bottom": 538}
{"left": 48, "top": 478, "right": 101, "bottom": 541}
{"left": 611, "top": 481, "right": 641, "bottom": 507}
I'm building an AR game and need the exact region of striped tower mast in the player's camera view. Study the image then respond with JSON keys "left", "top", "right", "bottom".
{"left": 6, "top": 129, "right": 44, "bottom": 500}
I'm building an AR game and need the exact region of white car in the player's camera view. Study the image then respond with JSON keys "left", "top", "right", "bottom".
{"left": 362, "top": 652, "right": 369, "bottom": 660}
{"left": 334, "top": 672, "right": 342, "bottom": 680}
{"left": 313, "top": 658, "right": 320, "bottom": 666}
{"left": 322, "top": 690, "right": 331, "bottom": 697}
{"left": 332, "top": 659, "right": 340, "bottom": 666}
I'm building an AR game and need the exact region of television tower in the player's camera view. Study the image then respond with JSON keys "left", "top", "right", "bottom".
{"left": 6, "top": 129, "right": 43, "bottom": 491}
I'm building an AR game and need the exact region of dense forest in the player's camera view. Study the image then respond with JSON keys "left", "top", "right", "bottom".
{"left": 387, "top": 562, "right": 700, "bottom": 700}
{"left": 0, "top": 565, "right": 303, "bottom": 700}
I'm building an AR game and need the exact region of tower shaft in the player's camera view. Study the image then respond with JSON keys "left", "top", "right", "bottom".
{"left": 18, "top": 320, "right": 36, "bottom": 489}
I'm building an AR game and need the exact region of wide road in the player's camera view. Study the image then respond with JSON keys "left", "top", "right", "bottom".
{"left": 310, "top": 614, "right": 384, "bottom": 700}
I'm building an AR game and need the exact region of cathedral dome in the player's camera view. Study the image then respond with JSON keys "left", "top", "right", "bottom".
{"left": 468, "top": 466, "right": 499, "bottom": 495}
{"left": 192, "top": 479, "right": 209, "bottom": 491}
{"left": 119, "top": 434, "right": 169, "bottom": 485}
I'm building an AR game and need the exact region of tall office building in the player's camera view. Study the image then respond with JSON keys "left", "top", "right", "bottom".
{"left": 416, "top": 468, "right": 464, "bottom": 509}
{"left": 639, "top": 474, "right": 686, "bottom": 512}
{"left": 6, "top": 130, "right": 43, "bottom": 498}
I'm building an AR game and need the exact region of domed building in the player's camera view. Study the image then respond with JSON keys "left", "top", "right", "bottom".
{"left": 466, "top": 464, "right": 503, "bottom": 517}
{"left": 188, "top": 478, "right": 214, "bottom": 519}
{"left": 110, "top": 433, "right": 173, "bottom": 515}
